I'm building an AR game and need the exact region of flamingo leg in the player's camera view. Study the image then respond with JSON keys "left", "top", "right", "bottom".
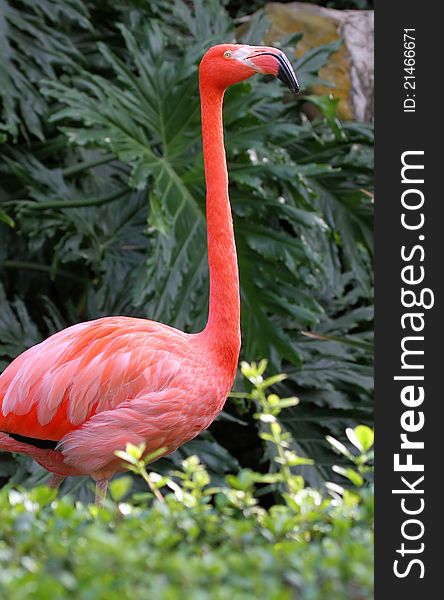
{"left": 47, "top": 474, "right": 65, "bottom": 489}
{"left": 95, "top": 479, "right": 109, "bottom": 506}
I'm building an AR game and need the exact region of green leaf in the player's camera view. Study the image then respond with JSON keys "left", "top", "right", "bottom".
{"left": 347, "top": 425, "right": 374, "bottom": 452}
{"left": 148, "top": 187, "right": 171, "bottom": 235}
{"left": 332, "top": 465, "right": 364, "bottom": 487}
{"left": 304, "top": 94, "right": 346, "bottom": 140}
{"left": 109, "top": 476, "right": 133, "bottom": 501}
{"left": 293, "top": 38, "right": 343, "bottom": 89}
{"left": 0, "top": 209, "right": 15, "bottom": 227}
{"left": 0, "top": 283, "right": 42, "bottom": 367}
{"left": 326, "top": 436, "right": 353, "bottom": 459}
{"left": 0, "top": 0, "right": 90, "bottom": 139}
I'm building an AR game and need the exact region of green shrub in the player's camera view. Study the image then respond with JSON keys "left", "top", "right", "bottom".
{"left": 0, "top": 482, "right": 373, "bottom": 599}
{"left": 0, "top": 364, "right": 373, "bottom": 599}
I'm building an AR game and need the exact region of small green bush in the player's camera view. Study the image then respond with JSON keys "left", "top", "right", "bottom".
{"left": 0, "top": 364, "right": 373, "bottom": 599}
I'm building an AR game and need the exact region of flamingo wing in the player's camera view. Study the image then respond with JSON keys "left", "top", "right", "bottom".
{"left": 0, "top": 317, "right": 185, "bottom": 442}
{"left": 57, "top": 383, "right": 212, "bottom": 474}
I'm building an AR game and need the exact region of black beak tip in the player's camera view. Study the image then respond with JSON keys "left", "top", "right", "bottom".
{"left": 277, "top": 64, "right": 300, "bottom": 93}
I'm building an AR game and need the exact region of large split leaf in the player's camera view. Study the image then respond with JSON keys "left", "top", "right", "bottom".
{"left": 0, "top": 0, "right": 91, "bottom": 140}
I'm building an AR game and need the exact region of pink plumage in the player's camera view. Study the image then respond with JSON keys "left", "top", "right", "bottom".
{"left": 0, "top": 317, "right": 235, "bottom": 478}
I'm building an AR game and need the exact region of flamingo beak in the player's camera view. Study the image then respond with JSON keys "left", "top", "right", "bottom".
{"left": 238, "top": 48, "right": 300, "bottom": 93}
{"left": 275, "top": 54, "right": 300, "bottom": 93}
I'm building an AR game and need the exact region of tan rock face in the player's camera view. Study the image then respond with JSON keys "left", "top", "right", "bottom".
{"left": 264, "top": 2, "right": 374, "bottom": 121}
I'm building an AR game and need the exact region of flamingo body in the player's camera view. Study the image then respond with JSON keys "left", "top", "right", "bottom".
{"left": 0, "top": 317, "right": 235, "bottom": 478}
{"left": 0, "top": 43, "right": 298, "bottom": 499}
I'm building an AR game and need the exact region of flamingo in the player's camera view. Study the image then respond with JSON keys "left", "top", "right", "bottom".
{"left": 0, "top": 44, "right": 299, "bottom": 503}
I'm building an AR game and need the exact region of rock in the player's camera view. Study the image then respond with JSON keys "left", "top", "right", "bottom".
{"left": 263, "top": 2, "right": 374, "bottom": 121}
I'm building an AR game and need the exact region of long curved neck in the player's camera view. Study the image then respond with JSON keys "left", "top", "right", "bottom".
{"left": 199, "top": 80, "right": 240, "bottom": 366}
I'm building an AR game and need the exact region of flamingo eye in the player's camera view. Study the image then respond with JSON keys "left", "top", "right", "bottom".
{"left": 224, "top": 50, "right": 232, "bottom": 59}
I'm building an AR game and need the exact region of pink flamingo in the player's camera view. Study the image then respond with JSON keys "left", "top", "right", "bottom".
{"left": 0, "top": 44, "right": 299, "bottom": 503}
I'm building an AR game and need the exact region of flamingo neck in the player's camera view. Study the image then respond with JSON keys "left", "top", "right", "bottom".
{"left": 199, "top": 81, "right": 241, "bottom": 368}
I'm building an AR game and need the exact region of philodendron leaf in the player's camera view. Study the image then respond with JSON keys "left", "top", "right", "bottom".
{"left": 0, "top": 0, "right": 90, "bottom": 139}
{"left": 292, "top": 38, "right": 343, "bottom": 89}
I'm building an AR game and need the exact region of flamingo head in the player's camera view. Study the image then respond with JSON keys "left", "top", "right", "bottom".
{"left": 200, "top": 44, "right": 300, "bottom": 93}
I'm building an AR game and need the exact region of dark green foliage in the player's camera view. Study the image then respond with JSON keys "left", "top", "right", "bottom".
{"left": 0, "top": 0, "right": 373, "bottom": 484}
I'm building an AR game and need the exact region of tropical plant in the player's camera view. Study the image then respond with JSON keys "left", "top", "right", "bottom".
{"left": 0, "top": 0, "right": 373, "bottom": 487}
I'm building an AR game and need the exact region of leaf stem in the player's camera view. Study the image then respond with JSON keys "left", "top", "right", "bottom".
{"left": 139, "top": 466, "right": 164, "bottom": 502}
{"left": 63, "top": 153, "right": 116, "bottom": 177}
{"left": 2, "top": 260, "right": 86, "bottom": 282}
{"left": 18, "top": 189, "right": 127, "bottom": 210}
